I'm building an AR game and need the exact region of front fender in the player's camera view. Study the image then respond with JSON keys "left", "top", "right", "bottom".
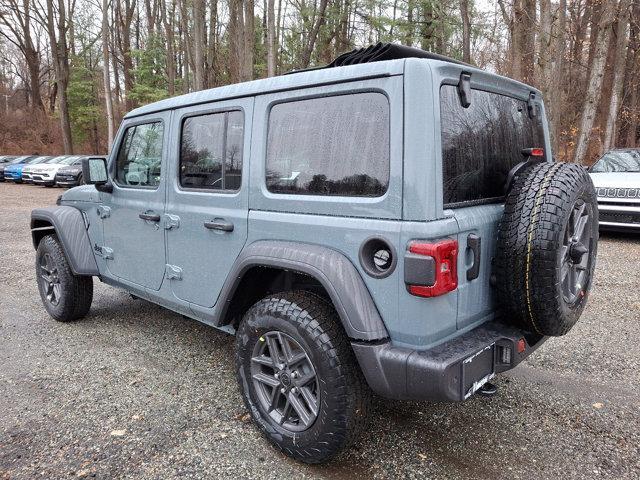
{"left": 218, "top": 241, "right": 389, "bottom": 341}
{"left": 31, "top": 206, "right": 99, "bottom": 276}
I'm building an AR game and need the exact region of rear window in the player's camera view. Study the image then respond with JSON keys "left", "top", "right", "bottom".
{"left": 440, "top": 85, "right": 545, "bottom": 206}
{"left": 265, "top": 92, "right": 389, "bottom": 197}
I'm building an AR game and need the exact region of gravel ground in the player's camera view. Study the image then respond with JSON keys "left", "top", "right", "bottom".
{"left": 1, "top": 182, "right": 639, "bottom": 480}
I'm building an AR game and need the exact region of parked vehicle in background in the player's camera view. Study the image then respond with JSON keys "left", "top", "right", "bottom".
{"left": 22, "top": 156, "right": 55, "bottom": 183}
{"left": 55, "top": 156, "right": 101, "bottom": 187}
{"left": 32, "top": 156, "right": 85, "bottom": 187}
{"left": 589, "top": 148, "right": 640, "bottom": 231}
{"left": 0, "top": 156, "right": 17, "bottom": 181}
{"left": 2, "top": 155, "right": 38, "bottom": 183}
{"left": 30, "top": 43, "right": 599, "bottom": 464}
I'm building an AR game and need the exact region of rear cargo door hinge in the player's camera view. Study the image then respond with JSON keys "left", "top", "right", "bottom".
{"left": 458, "top": 72, "right": 472, "bottom": 108}
{"left": 97, "top": 205, "right": 111, "bottom": 219}
{"left": 163, "top": 214, "right": 180, "bottom": 230}
{"left": 527, "top": 92, "right": 538, "bottom": 119}
{"left": 165, "top": 264, "right": 183, "bottom": 280}
{"left": 94, "top": 244, "right": 114, "bottom": 260}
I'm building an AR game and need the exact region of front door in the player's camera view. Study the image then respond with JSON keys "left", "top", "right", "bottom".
{"left": 165, "top": 99, "right": 253, "bottom": 307}
{"left": 101, "top": 113, "right": 170, "bottom": 290}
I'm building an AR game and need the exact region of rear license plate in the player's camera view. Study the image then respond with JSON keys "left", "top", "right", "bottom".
{"left": 462, "top": 344, "right": 495, "bottom": 399}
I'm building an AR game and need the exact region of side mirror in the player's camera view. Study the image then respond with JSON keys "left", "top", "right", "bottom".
{"left": 82, "top": 157, "right": 112, "bottom": 193}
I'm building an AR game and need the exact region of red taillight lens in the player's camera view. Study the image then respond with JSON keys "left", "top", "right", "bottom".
{"left": 531, "top": 148, "right": 544, "bottom": 157}
{"left": 407, "top": 239, "right": 458, "bottom": 297}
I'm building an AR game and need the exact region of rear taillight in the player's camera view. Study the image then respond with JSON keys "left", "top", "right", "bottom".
{"left": 406, "top": 239, "right": 458, "bottom": 297}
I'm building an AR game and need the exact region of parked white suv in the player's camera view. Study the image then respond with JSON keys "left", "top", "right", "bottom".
{"left": 31, "top": 156, "right": 84, "bottom": 187}
{"left": 589, "top": 149, "right": 640, "bottom": 231}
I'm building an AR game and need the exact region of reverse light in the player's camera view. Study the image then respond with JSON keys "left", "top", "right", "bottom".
{"left": 517, "top": 338, "right": 526, "bottom": 354}
{"left": 407, "top": 239, "right": 458, "bottom": 297}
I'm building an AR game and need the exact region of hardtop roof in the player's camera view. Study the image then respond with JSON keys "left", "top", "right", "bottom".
{"left": 125, "top": 57, "right": 540, "bottom": 119}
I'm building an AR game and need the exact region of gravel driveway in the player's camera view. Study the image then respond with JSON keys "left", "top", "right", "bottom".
{"left": 1, "top": 182, "right": 639, "bottom": 479}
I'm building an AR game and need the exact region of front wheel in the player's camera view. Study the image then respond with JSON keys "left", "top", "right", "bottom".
{"left": 235, "top": 291, "right": 370, "bottom": 463}
{"left": 36, "top": 234, "right": 93, "bottom": 321}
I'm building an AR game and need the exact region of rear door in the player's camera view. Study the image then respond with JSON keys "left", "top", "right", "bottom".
{"left": 165, "top": 98, "right": 253, "bottom": 307}
{"left": 438, "top": 82, "right": 547, "bottom": 329}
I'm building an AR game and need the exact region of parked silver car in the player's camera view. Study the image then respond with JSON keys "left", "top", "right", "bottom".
{"left": 589, "top": 149, "right": 640, "bottom": 231}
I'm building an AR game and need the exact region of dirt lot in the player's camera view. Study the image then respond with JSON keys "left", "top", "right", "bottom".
{"left": 1, "top": 181, "right": 639, "bottom": 480}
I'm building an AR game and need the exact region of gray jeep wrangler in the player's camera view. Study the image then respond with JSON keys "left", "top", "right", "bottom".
{"left": 31, "top": 44, "right": 598, "bottom": 463}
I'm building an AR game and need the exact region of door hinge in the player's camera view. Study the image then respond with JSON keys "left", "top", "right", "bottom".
{"left": 165, "top": 264, "right": 183, "bottom": 280}
{"left": 94, "top": 244, "right": 114, "bottom": 260}
{"left": 97, "top": 205, "right": 111, "bottom": 219}
{"left": 163, "top": 214, "right": 180, "bottom": 230}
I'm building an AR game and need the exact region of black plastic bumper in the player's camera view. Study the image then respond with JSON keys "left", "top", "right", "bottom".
{"left": 352, "top": 321, "right": 546, "bottom": 402}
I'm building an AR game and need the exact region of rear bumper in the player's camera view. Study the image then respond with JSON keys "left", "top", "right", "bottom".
{"left": 352, "top": 321, "right": 546, "bottom": 402}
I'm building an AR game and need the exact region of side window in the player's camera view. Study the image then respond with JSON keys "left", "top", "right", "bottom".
{"left": 115, "top": 122, "right": 164, "bottom": 187}
{"left": 265, "top": 92, "right": 390, "bottom": 197}
{"left": 180, "top": 110, "right": 244, "bottom": 190}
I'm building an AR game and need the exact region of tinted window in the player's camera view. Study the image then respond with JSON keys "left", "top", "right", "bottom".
{"left": 266, "top": 93, "right": 389, "bottom": 197}
{"left": 440, "top": 85, "right": 545, "bottom": 205}
{"left": 180, "top": 110, "right": 244, "bottom": 190}
{"left": 115, "top": 122, "right": 164, "bottom": 187}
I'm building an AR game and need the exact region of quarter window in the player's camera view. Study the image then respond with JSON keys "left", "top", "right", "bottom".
{"left": 115, "top": 122, "right": 164, "bottom": 187}
{"left": 180, "top": 110, "right": 244, "bottom": 190}
{"left": 265, "top": 93, "right": 390, "bottom": 197}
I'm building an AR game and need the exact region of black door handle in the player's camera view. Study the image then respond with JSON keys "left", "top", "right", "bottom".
{"left": 204, "top": 219, "right": 234, "bottom": 232}
{"left": 466, "top": 233, "right": 481, "bottom": 281}
{"left": 139, "top": 212, "right": 161, "bottom": 222}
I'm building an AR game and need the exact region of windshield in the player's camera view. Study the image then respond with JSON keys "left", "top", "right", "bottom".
{"left": 590, "top": 150, "right": 640, "bottom": 173}
{"left": 28, "top": 156, "right": 49, "bottom": 164}
{"left": 60, "top": 156, "right": 81, "bottom": 165}
{"left": 45, "top": 156, "right": 66, "bottom": 164}
{"left": 10, "top": 156, "right": 30, "bottom": 164}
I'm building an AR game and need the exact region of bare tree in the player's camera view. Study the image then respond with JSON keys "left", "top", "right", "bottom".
{"left": 603, "top": 0, "right": 632, "bottom": 151}
{"left": 573, "top": 0, "right": 618, "bottom": 163}
{"left": 192, "top": 0, "right": 205, "bottom": 90}
{"left": 102, "top": 0, "right": 115, "bottom": 150}
{"left": 267, "top": 0, "right": 276, "bottom": 76}
{"left": 44, "top": 0, "right": 73, "bottom": 153}
{"left": 460, "top": 0, "right": 471, "bottom": 63}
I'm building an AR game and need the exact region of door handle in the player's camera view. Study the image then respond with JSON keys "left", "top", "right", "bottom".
{"left": 466, "top": 233, "right": 481, "bottom": 281}
{"left": 139, "top": 212, "right": 161, "bottom": 222}
{"left": 204, "top": 219, "right": 234, "bottom": 232}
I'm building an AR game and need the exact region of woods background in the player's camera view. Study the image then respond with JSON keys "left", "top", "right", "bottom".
{"left": 0, "top": 0, "right": 638, "bottom": 164}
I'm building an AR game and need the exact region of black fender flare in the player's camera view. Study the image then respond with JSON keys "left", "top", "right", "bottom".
{"left": 31, "top": 206, "right": 99, "bottom": 276}
{"left": 217, "top": 241, "right": 389, "bottom": 341}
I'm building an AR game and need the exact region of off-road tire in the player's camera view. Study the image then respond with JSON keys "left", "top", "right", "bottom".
{"left": 36, "top": 234, "right": 93, "bottom": 321}
{"left": 494, "top": 161, "right": 598, "bottom": 336}
{"left": 235, "top": 291, "right": 370, "bottom": 464}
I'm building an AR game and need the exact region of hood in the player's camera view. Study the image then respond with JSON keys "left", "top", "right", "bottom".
{"left": 58, "top": 164, "right": 82, "bottom": 174}
{"left": 31, "top": 163, "right": 66, "bottom": 174}
{"left": 4, "top": 164, "right": 24, "bottom": 173}
{"left": 589, "top": 172, "right": 640, "bottom": 188}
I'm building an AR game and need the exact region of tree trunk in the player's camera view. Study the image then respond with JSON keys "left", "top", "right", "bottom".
{"left": 548, "top": 0, "right": 567, "bottom": 150}
{"left": 603, "top": 0, "right": 631, "bottom": 151}
{"left": 192, "top": 0, "right": 205, "bottom": 90}
{"left": 300, "top": 0, "right": 328, "bottom": 68}
{"left": 266, "top": 0, "right": 276, "bottom": 76}
{"left": 242, "top": 0, "right": 255, "bottom": 80}
{"left": 102, "top": 0, "right": 115, "bottom": 150}
{"left": 573, "top": 0, "right": 617, "bottom": 164}
{"left": 46, "top": 0, "right": 73, "bottom": 153}
{"left": 460, "top": 0, "right": 471, "bottom": 63}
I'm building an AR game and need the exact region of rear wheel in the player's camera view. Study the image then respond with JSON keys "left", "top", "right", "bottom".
{"left": 235, "top": 291, "right": 370, "bottom": 463}
{"left": 36, "top": 234, "right": 93, "bottom": 321}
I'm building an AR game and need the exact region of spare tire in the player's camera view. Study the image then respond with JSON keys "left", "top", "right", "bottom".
{"left": 494, "top": 161, "right": 598, "bottom": 336}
